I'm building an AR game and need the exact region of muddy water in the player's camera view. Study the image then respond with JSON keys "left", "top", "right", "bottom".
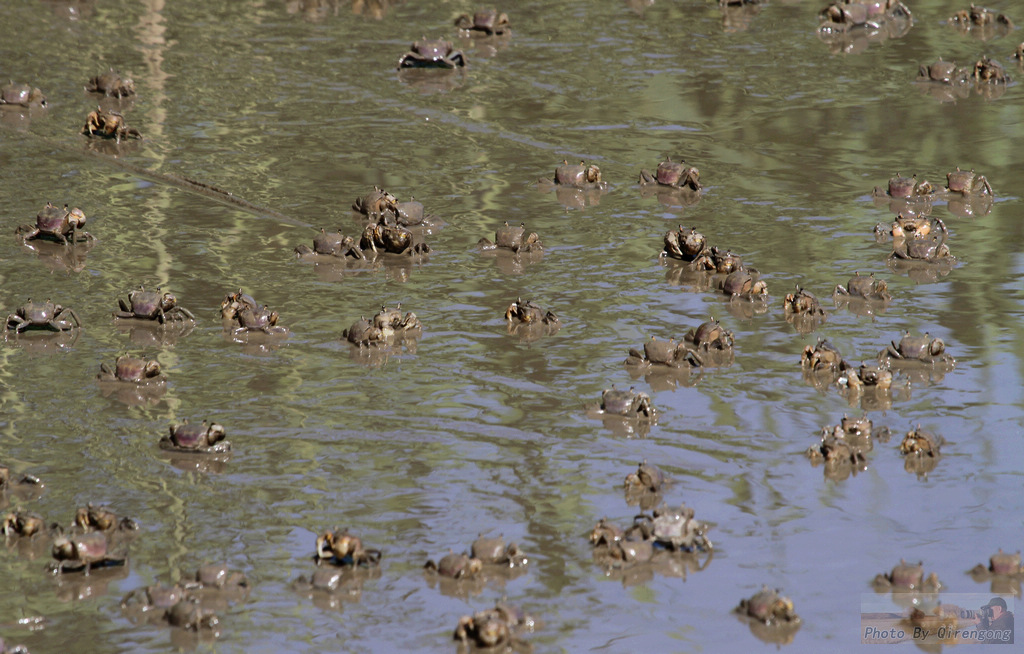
{"left": 1, "top": 0, "right": 1023, "bottom": 651}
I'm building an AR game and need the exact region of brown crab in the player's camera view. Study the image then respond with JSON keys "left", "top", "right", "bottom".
{"left": 454, "top": 603, "right": 534, "bottom": 650}
{"left": 917, "top": 59, "right": 969, "bottom": 84}
{"left": 352, "top": 186, "right": 398, "bottom": 220}
{"left": 833, "top": 272, "right": 892, "bottom": 303}
{"left": 625, "top": 335, "right": 703, "bottom": 370}
{"left": 164, "top": 598, "right": 220, "bottom": 631}
{"left": 160, "top": 421, "right": 230, "bottom": 454}
{"left": 360, "top": 218, "right": 430, "bottom": 256}
{"left": 294, "top": 228, "right": 365, "bottom": 259}
{"left": 97, "top": 355, "right": 165, "bottom": 384}
{"left": 220, "top": 289, "right": 258, "bottom": 321}
{"left": 805, "top": 429, "right": 868, "bottom": 480}
{"left": 639, "top": 157, "right": 702, "bottom": 191}
{"left": 504, "top": 297, "right": 558, "bottom": 327}
{"left": 470, "top": 534, "right": 528, "bottom": 568}
{"left": 51, "top": 531, "right": 126, "bottom": 575}
{"left": 478, "top": 221, "right": 542, "bottom": 253}
{"left": 595, "top": 386, "right": 657, "bottom": 421}
{"left": 315, "top": 528, "right": 382, "bottom": 567}
{"left": 6, "top": 299, "right": 80, "bottom": 333}
{"left": 874, "top": 559, "right": 942, "bottom": 591}
{"left": 541, "top": 159, "right": 607, "bottom": 190}
{"left": 397, "top": 38, "right": 466, "bottom": 69}
{"left": 970, "top": 550, "right": 1024, "bottom": 578}
{"left": 631, "top": 503, "right": 713, "bottom": 552}
{"left": 736, "top": 586, "right": 801, "bottom": 627}
{"left": 2, "top": 510, "right": 47, "bottom": 538}
{"left": 879, "top": 332, "right": 954, "bottom": 366}
{"left": 624, "top": 461, "right": 666, "bottom": 493}
{"left": 974, "top": 56, "right": 1010, "bottom": 83}
{"left": 82, "top": 107, "right": 141, "bottom": 142}
{"left": 114, "top": 285, "right": 196, "bottom": 323}
{"left": 873, "top": 172, "right": 936, "bottom": 199}
{"left": 233, "top": 304, "right": 289, "bottom": 336}
{"left": 890, "top": 217, "right": 952, "bottom": 262}
{"left": 455, "top": 8, "right": 510, "bottom": 36}
{"left": 85, "top": 69, "right": 136, "bottom": 98}
{"left": 660, "top": 226, "right": 709, "bottom": 263}
{"left": 683, "top": 318, "right": 735, "bottom": 354}
{"left": 424, "top": 552, "right": 484, "bottom": 579}
{"left": 1, "top": 81, "right": 46, "bottom": 108}
{"left": 946, "top": 167, "right": 993, "bottom": 195}
{"left": 899, "top": 426, "right": 943, "bottom": 459}
{"left": 801, "top": 338, "right": 848, "bottom": 373}
{"left": 719, "top": 270, "right": 768, "bottom": 301}
{"left": 73, "top": 504, "right": 139, "bottom": 534}
{"left": 16, "top": 202, "right": 92, "bottom": 244}
{"left": 950, "top": 5, "right": 1015, "bottom": 39}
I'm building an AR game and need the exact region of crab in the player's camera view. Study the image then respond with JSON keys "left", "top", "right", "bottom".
{"left": 684, "top": 317, "right": 735, "bottom": 353}
{"left": 889, "top": 217, "right": 952, "bottom": 261}
{"left": 660, "top": 225, "right": 709, "bottom": 262}
{"left": 899, "top": 426, "right": 943, "bottom": 459}
{"left": 917, "top": 59, "right": 970, "bottom": 84}
{"left": 542, "top": 159, "right": 607, "bottom": 190}
{"left": 294, "top": 228, "right": 365, "bottom": 259}
{"left": 625, "top": 335, "right": 703, "bottom": 369}
{"left": 16, "top": 202, "right": 93, "bottom": 244}
{"left": 833, "top": 272, "right": 892, "bottom": 303}
{"left": 455, "top": 8, "right": 511, "bottom": 36}
{"left": 974, "top": 56, "right": 1010, "bottom": 83}
{"left": 98, "top": 355, "right": 165, "bottom": 390}
{"left": 164, "top": 598, "right": 220, "bottom": 631}
{"left": 873, "top": 172, "right": 936, "bottom": 199}
{"left": 596, "top": 386, "right": 657, "bottom": 421}
{"left": 470, "top": 534, "right": 528, "bottom": 567}
{"left": 159, "top": 421, "right": 230, "bottom": 454}
{"left": 800, "top": 338, "right": 848, "bottom": 373}
{"left": 113, "top": 285, "right": 196, "bottom": 323}
{"left": 970, "top": 550, "right": 1024, "bottom": 578}
{"left": 949, "top": 5, "right": 1015, "bottom": 39}
{"left": 736, "top": 586, "right": 801, "bottom": 627}
{"left": 50, "top": 531, "right": 125, "bottom": 575}
{"left": 453, "top": 603, "right": 533, "bottom": 650}
{"left": 874, "top": 559, "right": 942, "bottom": 591}
{"left": 424, "top": 552, "right": 484, "bottom": 579}
{"left": 784, "top": 286, "right": 827, "bottom": 316}
{"left": 120, "top": 583, "right": 188, "bottom": 622}
{"left": 343, "top": 305, "right": 421, "bottom": 347}
{"left": 945, "top": 167, "right": 993, "bottom": 195}
{"left": 719, "top": 270, "right": 768, "bottom": 301}
{"left": 842, "top": 362, "right": 894, "bottom": 391}
{"left": 478, "top": 222, "right": 542, "bottom": 253}
{"left": 588, "top": 518, "right": 625, "bottom": 547}
{"left": 0, "top": 81, "right": 46, "bottom": 108}
{"left": 624, "top": 461, "right": 666, "bottom": 493}
{"left": 879, "top": 332, "right": 954, "bottom": 366}
{"left": 504, "top": 297, "right": 558, "bottom": 327}
{"left": 315, "top": 528, "right": 382, "bottom": 567}
{"left": 233, "top": 304, "right": 288, "bottom": 336}
{"left": 352, "top": 186, "right": 398, "bottom": 220}
{"left": 81, "top": 107, "right": 141, "bottom": 142}
{"left": 632, "top": 503, "right": 713, "bottom": 552}
{"left": 819, "top": 0, "right": 912, "bottom": 33}
{"left": 2, "top": 510, "right": 47, "bottom": 538}
{"left": 805, "top": 429, "right": 868, "bottom": 479}
{"left": 638, "top": 157, "right": 702, "bottom": 191}
{"left": 360, "top": 219, "right": 430, "bottom": 256}
{"left": 220, "top": 289, "right": 258, "bottom": 321}
{"left": 73, "top": 504, "right": 139, "bottom": 534}
{"left": 6, "top": 299, "right": 80, "bottom": 333}
{"left": 85, "top": 68, "right": 136, "bottom": 98}
{"left": 397, "top": 38, "right": 466, "bottom": 69}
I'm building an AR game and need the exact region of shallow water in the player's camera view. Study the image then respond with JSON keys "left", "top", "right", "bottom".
{"left": 1, "top": 0, "right": 1023, "bottom": 652}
